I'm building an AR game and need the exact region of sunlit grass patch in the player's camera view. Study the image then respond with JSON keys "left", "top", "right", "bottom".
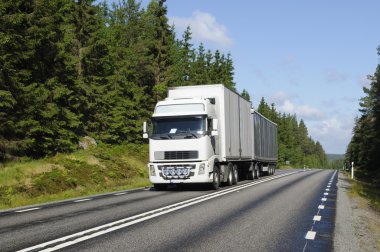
{"left": 0, "top": 144, "right": 150, "bottom": 210}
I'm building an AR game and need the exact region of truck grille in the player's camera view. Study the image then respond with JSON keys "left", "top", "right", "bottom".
{"left": 158, "top": 164, "right": 196, "bottom": 179}
{"left": 154, "top": 151, "right": 198, "bottom": 160}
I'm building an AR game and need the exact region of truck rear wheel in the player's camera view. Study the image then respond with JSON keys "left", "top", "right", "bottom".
{"left": 255, "top": 163, "right": 260, "bottom": 179}
{"left": 211, "top": 165, "right": 220, "bottom": 190}
{"left": 232, "top": 164, "right": 238, "bottom": 185}
{"left": 226, "top": 163, "right": 233, "bottom": 186}
{"left": 247, "top": 163, "right": 255, "bottom": 180}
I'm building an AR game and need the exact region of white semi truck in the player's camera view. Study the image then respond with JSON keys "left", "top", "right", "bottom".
{"left": 143, "top": 84, "right": 277, "bottom": 190}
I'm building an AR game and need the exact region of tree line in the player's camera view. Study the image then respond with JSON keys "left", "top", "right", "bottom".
{"left": 0, "top": 0, "right": 239, "bottom": 159}
{"left": 346, "top": 47, "right": 380, "bottom": 184}
{"left": 257, "top": 98, "right": 328, "bottom": 168}
{"left": 0, "top": 0, "right": 327, "bottom": 167}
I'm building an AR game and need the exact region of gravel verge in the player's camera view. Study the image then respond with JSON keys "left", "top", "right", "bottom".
{"left": 334, "top": 172, "right": 380, "bottom": 252}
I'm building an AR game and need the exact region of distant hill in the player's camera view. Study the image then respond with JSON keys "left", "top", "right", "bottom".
{"left": 327, "top": 154, "right": 345, "bottom": 162}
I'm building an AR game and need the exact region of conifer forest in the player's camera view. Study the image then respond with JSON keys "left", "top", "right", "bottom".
{"left": 0, "top": 0, "right": 329, "bottom": 168}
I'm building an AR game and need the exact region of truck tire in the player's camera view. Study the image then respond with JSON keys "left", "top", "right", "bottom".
{"left": 255, "top": 163, "right": 260, "bottom": 179}
{"left": 154, "top": 184, "right": 166, "bottom": 191}
{"left": 247, "top": 163, "right": 255, "bottom": 180}
{"left": 232, "top": 164, "right": 238, "bottom": 185}
{"left": 211, "top": 165, "right": 220, "bottom": 190}
{"left": 226, "top": 163, "right": 233, "bottom": 186}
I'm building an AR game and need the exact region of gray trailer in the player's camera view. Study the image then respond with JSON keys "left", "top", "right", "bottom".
{"left": 252, "top": 111, "right": 278, "bottom": 176}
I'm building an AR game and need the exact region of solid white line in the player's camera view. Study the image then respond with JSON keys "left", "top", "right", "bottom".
{"left": 74, "top": 199, "right": 91, "bottom": 203}
{"left": 313, "top": 215, "right": 321, "bottom": 221}
{"left": 305, "top": 231, "right": 316, "bottom": 240}
{"left": 18, "top": 171, "right": 299, "bottom": 252}
{"left": 318, "top": 205, "right": 325, "bottom": 209}
{"left": 114, "top": 192, "right": 127, "bottom": 196}
{"left": 15, "top": 208, "right": 40, "bottom": 213}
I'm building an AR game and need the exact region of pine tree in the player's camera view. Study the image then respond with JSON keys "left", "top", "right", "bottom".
{"left": 241, "top": 89, "right": 251, "bottom": 102}
{"left": 191, "top": 43, "right": 208, "bottom": 84}
{"left": 141, "top": 0, "right": 175, "bottom": 100}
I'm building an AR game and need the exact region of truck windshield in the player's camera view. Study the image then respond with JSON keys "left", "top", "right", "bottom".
{"left": 151, "top": 116, "right": 206, "bottom": 139}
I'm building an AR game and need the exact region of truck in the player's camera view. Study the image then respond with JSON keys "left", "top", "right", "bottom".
{"left": 143, "top": 84, "right": 278, "bottom": 190}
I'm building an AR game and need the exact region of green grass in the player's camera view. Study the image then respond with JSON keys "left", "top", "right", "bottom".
{"left": 0, "top": 144, "right": 151, "bottom": 210}
{"left": 343, "top": 171, "right": 380, "bottom": 212}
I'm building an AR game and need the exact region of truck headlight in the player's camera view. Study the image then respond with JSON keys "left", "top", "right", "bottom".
{"left": 198, "top": 164, "right": 205, "bottom": 175}
{"left": 149, "top": 165, "right": 156, "bottom": 176}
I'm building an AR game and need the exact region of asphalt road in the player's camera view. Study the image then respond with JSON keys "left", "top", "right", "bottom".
{"left": 0, "top": 169, "right": 337, "bottom": 252}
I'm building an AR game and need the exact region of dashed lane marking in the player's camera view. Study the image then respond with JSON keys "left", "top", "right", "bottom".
{"left": 303, "top": 169, "right": 337, "bottom": 252}
{"left": 114, "top": 192, "right": 127, "bottom": 196}
{"left": 305, "top": 231, "right": 316, "bottom": 240}
{"left": 15, "top": 208, "right": 40, "bottom": 213}
{"left": 74, "top": 199, "right": 91, "bottom": 203}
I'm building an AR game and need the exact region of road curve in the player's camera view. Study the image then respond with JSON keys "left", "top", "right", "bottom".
{"left": 0, "top": 169, "right": 337, "bottom": 252}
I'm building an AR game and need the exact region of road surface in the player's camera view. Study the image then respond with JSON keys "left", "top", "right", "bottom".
{"left": 0, "top": 169, "right": 337, "bottom": 252}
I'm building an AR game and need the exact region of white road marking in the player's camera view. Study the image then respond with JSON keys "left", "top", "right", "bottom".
{"left": 74, "top": 199, "right": 91, "bottom": 203}
{"left": 18, "top": 171, "right": 300, "bottom": 252}
{"left": 15, "top": 208, "right": 40, "bottom": 213}
{"left": 303, "top": 169, "right": 337, "bottom": 251}
{"left": 144, "top": 188, "right": 150, "bottom": 191}
{"left": 114, "top": 192, "right": 127, "bottom": 196}
{"left": 305, "top": 231, "right": 316, "bottom": 240}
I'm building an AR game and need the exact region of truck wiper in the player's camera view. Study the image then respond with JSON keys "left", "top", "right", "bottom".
{"left": 185, "top": 133, "right": 198, "bottom": 139}
{"left": 159, "top": 134, "right": 173, "bottom": 139}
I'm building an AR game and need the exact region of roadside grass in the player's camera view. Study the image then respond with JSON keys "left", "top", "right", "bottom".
{"left": 0, "top": 144, "right": 150, "bottom": 210}
{"left": 343, "top": 171, "right": 380, "bottom": 212}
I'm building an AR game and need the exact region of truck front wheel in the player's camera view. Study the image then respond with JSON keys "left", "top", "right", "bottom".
{"left": 211, "top": 165, "right": 220, "bottom": 190}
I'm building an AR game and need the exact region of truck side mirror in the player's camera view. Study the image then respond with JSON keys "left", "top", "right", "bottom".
{"left": 211, "top": 119, "right": 218, "bottom": 136}
{"left": 143, "top": 121, "right": 148, "bottom": 139}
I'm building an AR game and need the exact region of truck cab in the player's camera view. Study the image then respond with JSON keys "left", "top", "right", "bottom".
{"left": 144, "top": 97, "right": 219, "bottom": 189}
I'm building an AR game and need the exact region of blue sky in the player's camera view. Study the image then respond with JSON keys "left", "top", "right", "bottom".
{"left": 138, "top": 0, "right": 380, "bottom": 154}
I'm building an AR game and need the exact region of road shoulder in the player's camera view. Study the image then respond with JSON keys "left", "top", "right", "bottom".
{"left": 334, "top": 172, "right": 380, "bottom": 252}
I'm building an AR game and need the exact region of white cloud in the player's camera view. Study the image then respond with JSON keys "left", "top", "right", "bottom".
{"left": 269, "top": 91, "right": 353, "bottom": 153}
{"left": 309, "top": 116, "right": 353, "bottom": 154}
{"left": 170, "top": 11, "right": 234, "bottom": 48}
{"left": 270, "top": 91, "right": 323, "bottom": 120}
